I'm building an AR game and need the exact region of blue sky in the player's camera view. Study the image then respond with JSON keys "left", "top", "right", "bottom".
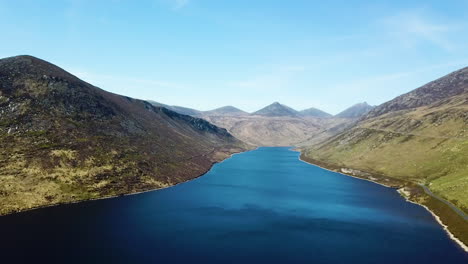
{"left": 1, "top": 0, "right": 468, "bottom": 114}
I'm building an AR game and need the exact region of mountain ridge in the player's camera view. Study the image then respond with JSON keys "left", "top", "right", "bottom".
{"left": 363, "top": 67, "right": 468, "bottom": 120}
{"left": 0, "top": 55, "right": 248, "bottom": 215}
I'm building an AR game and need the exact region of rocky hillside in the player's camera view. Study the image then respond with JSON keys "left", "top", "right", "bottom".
{"left": 335, "top": 102, "right": 374, "bottom": 118}
{"left": 0, "top": 55, "right": 248, "bottom": 215}
{"left": 302, "top": 66, "right": 468, "bottom": 244}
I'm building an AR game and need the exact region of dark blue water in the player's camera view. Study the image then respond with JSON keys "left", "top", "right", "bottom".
{"left": 1, "top": 147, "right": 467, "bottom": 263}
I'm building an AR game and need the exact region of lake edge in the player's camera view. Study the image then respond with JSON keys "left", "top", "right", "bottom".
{"left": 298, "top": 149, "right": 468, "bottom": 252}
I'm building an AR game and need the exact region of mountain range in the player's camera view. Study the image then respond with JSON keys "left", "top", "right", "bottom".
{"left": 147, "top": 101, "right": 373, "bottom": 146}
{"left": 149, "top": 100, "right": 374, "bottom": 119}
{"left": 202, "top": 102, "right": 372, "bottom": 146}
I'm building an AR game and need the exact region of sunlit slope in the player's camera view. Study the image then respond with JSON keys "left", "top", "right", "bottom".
{"left": 0, "top": 55, "right": 248, "bottom": 214}
{"left": 304, "top": 67, "right": 468, "bottom": 212}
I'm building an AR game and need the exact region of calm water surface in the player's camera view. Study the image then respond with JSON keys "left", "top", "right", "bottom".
{"left": 1, "top": 147, "right": 467, "bottom": 263}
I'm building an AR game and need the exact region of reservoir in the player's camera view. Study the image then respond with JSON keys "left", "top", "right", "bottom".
{"left": 0, "top": 147, "right": 466, "bottom": 263}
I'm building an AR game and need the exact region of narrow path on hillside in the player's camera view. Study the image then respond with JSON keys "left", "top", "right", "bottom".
{"left": 419, "top": 184, "right": 468, "bottom": 221}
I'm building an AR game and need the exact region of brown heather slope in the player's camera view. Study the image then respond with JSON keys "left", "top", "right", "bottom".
{"left": 302, "top": 66, "right": 468, "bottom": 246}
{"left": 0, "top": 55, "right": 249, "bottom": 215}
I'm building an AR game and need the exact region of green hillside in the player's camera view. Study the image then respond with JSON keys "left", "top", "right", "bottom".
{"left": 303, "top": 67, "right": 468, "bottom": 244}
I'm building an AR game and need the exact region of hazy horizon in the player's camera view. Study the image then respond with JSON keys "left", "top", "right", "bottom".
{"left": 1, "top": 0, "right": 468, "bottom": 114}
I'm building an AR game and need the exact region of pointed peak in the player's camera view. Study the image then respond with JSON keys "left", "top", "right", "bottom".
{"left": 203, "top": 105, "right": 248, "bottom": 116}
{"left": 299, "top": 107, "right": 332, "bottom": 118}
{"left": 335, "top": 102, "right": 375, "bottom": 118}
{"left": 252, "top": 102, "right": 298, "bottom": 117}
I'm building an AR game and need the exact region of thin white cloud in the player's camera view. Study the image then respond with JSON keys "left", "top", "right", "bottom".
{"left": 382, "top": 10, "right": 465, "bottom": 51}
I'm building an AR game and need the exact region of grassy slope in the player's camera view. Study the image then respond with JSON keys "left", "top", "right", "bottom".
{"left": 303, "top": 95, "right": 468, "bottom": 245}
{"left": 305, "top": 96, "right": 468, "bottom": 210}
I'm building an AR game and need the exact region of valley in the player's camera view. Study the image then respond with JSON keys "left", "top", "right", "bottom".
{"left": 3, "top": 1, "right": 468, "bottom": 262}
{"left": 0, "top": 54, "right": 467, "bottom": 254}
{"left": 151, "top": 66, "right": 468, "bottom": 249}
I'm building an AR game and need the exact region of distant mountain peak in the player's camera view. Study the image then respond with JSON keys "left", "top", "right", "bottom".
{"left": 299, "top": 107, "right": 332, "bottom": 118}
{"left": 335, "top": 102, "right": 374, "bottom": 118}
{"left": 203, "top": 106, "right": 248, "bottom": 116}
{"left": 252, "top": 102, "right": 299, "bottom": 117}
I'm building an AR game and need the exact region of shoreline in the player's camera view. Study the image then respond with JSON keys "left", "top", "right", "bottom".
{"left": 397, "top": 189, "right": 468, "bottom": 252}
{"left": 296, "top": 155, "right": 394, "bottom": 188}
{"left": 1, "top": 147, "right": 257, "bottom": 217}
{"left": 295, "top": 149, "right": 468, "bottom": 253}
{"left": 3, "top": 146, "right": 467, "bottom": 253}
